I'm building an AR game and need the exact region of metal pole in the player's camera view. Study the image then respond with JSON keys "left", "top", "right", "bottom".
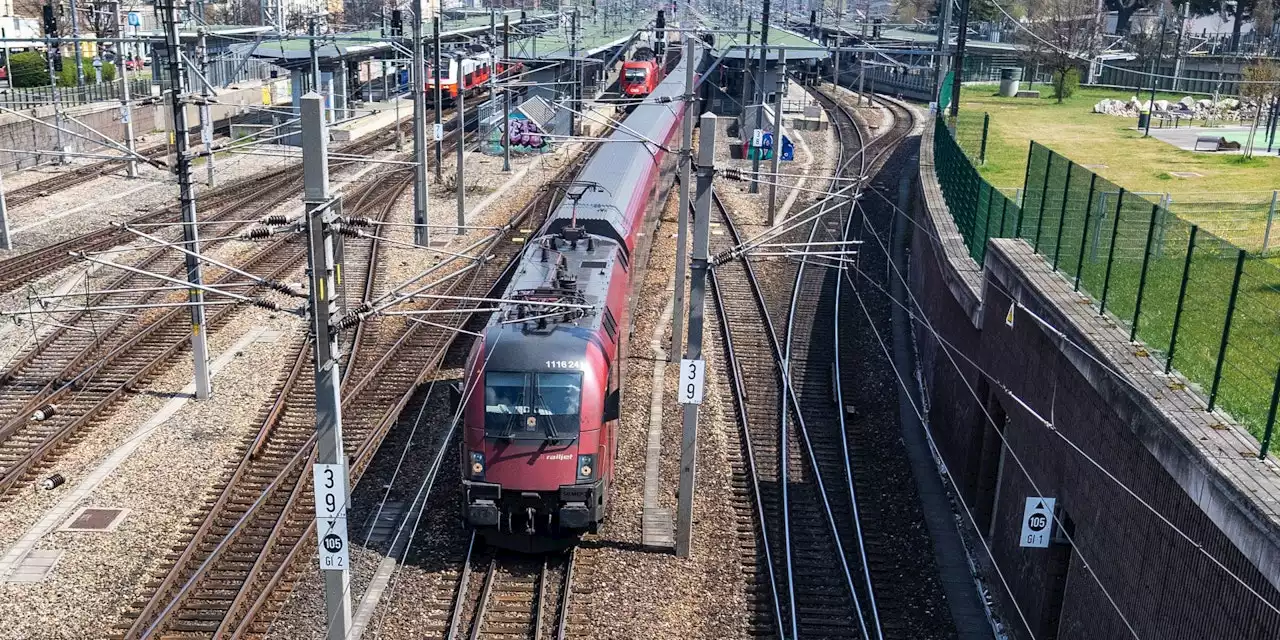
{"left": 981, "top": 183, "right": 994, "bottom": 260}
{"left": 1074, "top": 174, "right": 1098, "bottom": 290}
{"left": 1259, "top": 364, "right": 1280, "bottom": 460}
{"left": 749, "top": 0, "right": 770, "bottom": 194}
{"left": 116, "top": 2, "right": 136, "bottom": 178}
{"left": 503, "top": 15, "right": 511, "bottom": 172}
{"left": 768, "top": 48, "right": 786, "bottom": 226}
{"left": 832, "top": 4, "right": 841, "bottom": 85}
{"left": 413, "top": 5, "right": 429, "bottom": 246}
{"left": 198, "top": 30, "right": 214, "bottom": 187}
{"left": 998, "top": 196, "right": 1009, "bottom": 238}
{"left": 1052, "top": 161, "right": 1073, "bottom": 270}
{"left": 1263, "top": 190, "right": 1277, "bottom": 255}
{"left": 1172, "top": 0, "right": 1188, "bottom": 92}
{"left": 433, "top": 18, "right": 443, "bottom": 181}
{"left": 857, "top": 52, "right": 865, "bottom": 104}
{"left": 1208, "top": 249, "right": 1246, "bottom": 412}
{"left": 1165, "top": 225, "right": 1197, "bottom": 374}
{"left": 979, "top": 112, "right": 989, "bottom": 164}
{"left": 1099, "top": 188, "right": 1126, "bottom": 315}
{"left": 1130, "top": 203, "right": 1161, "bottom": 341}
{"left": 1144, "top": 15, "right": 1167, "bottom": 138}
{"left": 671, "top": 40, "right": 698, "bottom": 362}
{"left": 948, "top": 0, "right": 970, "bottom": 119}
{"left": 0, "top": 170, "right": 10, "bottom": 250}
{"left": 44, "top": 29, "right": 66, "bottom": 165}
{"left": 160, "top": 0, "right": 211, "bottom": 400}
{"left": 569, "top": 9, "right": 578, "bottom": 136}
{"left": 70, "top": 0, "right": 83, "bottom": 87}
{"left": 301, "top": 92, "right": 352, "bottom": 640}
{"left": 456, "top": 55, "right": 466, "bottom": 235}
{"left": 675, "top": 112, "right": 717, "bottom": 559}
{"left": 934, "top": 0, "right": 952, "bottom": 104}
{"left": 310, "top": 18, "right": 320, "bottom": 95}
{"left": 739, "top": 14, "right": 753, "bottom": 119}
{"left": 1032, "top": 151, "right": 1054, "bottom": 251}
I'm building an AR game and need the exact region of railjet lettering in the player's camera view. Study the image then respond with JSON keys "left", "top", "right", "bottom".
{"left": 543, "top": 453, "right": 573, "bottom": 461}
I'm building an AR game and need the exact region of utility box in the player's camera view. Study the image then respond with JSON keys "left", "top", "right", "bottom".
{"left": 999, "top": 67, "right": 1022, "bottom": 97}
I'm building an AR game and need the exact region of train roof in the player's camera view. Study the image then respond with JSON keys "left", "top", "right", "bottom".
{"left": 480, "top": 232, "right": 622, "bottom": 367}
{"left": 544, "top": 49, "right": 704, "bottom": 254}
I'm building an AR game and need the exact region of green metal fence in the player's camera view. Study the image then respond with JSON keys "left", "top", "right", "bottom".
{"left": 932, "top": 120, "right": 1280, "bottom": 456}
{"left": 933, "top": 117, "right": 1019, "bottom": 265}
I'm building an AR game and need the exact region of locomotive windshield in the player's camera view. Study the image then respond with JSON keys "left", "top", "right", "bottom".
{"left": 484, "top": 371, "right": 582, "bottom": 440}
{"left": 623, "top": 68, "right": 648, "bottom": 83}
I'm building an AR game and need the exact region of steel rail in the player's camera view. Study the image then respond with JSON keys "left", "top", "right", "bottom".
{"left": 812, "top": 84, "right": 920, "bottom": 640}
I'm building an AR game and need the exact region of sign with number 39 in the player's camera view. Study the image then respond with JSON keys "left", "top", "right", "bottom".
{"left": 679, "top": 359, "right": 705, "bottom": 405}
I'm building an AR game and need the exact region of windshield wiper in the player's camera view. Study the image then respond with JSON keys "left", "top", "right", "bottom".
{"left": 499, "top": 412, "right": 518, "bottom": 439}
{"left": 534, "top": 389, "right": 562, "bottom": 440}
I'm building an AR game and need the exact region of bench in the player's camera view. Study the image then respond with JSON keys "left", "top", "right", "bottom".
{"left": 1195, "top": 135, "right": 1225, "bottom": 151}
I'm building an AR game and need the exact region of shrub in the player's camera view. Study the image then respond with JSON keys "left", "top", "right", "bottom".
{"left": 56, "top": 58, "right": 115, "bottom": 86}
{"left": 9, "top": 51, "right": 51, "bottom": 88}
{"left": 1052, "top": 68, "right": 1080, "bottom": 102}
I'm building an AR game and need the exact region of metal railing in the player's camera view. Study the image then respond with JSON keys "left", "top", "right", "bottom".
{"left": 0, "top": 79, "right": 153, "bottom": 109}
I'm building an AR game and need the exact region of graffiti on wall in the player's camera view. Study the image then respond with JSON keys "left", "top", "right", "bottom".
{"left": 487, "top": 115, "right": 552, "bottom": 155}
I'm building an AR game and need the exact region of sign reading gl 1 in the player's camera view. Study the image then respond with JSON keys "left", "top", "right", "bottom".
{"left": 1020, "top": 497, "right": 1056, "bottom": 548}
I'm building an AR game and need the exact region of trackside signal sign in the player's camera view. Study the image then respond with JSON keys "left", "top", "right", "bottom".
{"left": 1020, "top": 497, "right": 1056, "bottom": 548}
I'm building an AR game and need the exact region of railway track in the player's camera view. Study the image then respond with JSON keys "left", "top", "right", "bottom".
{"left": 708, "top": 83, "right": 917, "bottom": 638}
{"left": 822, "top": 92, "right": 960, "bottom": 638}
{"left": 447, "top": 540, "right": 577, "bottom": 640}
{"left": 114, "top": 136, "right": 594, "bottom": 639}
{"left": 3, "top": 141, "right": 172, "bottom": 210}
{"left": 0, "top": 110, "right": 436, "bottom": 294}
{"left": 0, "top": 108, "right": 482, "bottom": 501}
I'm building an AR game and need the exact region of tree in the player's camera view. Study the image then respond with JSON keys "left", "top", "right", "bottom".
{"left": 1021, "top": 0, "right": 1103, "bottom": 102}
{"left": 1239, "top": 61, "right": 1279, "bottom": 157}
{"left": 9, "top": 51, "right": 51, "bottom": 87}
{"left": 1106, "top": 0, "right": 1153, "bottom": 33}
{"left": 1125, "top": 10, "right": 1176, "bottom": 92}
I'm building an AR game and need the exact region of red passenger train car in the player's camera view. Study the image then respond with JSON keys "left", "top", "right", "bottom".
{"left": 427, "top": 51, "right": 520, "bottom": 100}
{"left": 459, "top": 48, "right": 701, "bottom": 551}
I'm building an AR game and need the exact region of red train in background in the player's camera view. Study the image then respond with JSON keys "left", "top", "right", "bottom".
{"left": 427, "top": 50, "right": 521, "bottom": 101}
{"left": 619, "top": 46, "right": 661, "bottom": 97}
{"left": 459, "top": 48, "right": 701, "bottom": 551}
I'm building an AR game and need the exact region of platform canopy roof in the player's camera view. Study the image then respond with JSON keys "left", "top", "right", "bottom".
{"left": 249, "top": 10, "right": 555, "bottom": 67}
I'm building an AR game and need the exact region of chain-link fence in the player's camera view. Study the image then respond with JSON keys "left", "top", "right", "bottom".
{"left": 933, "top": 120, "right": 1280, "bottom": 454}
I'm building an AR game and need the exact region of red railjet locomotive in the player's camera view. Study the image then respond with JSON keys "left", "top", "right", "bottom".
{"left": 460, "top": 48, "right": 702, "bottom": 551}
{"left": 619, "top": 46, "right": 661, "bottom": 98}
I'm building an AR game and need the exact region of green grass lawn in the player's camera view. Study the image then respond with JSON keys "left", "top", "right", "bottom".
{"left": 957, "top": 84, "right": 1280, "bottom": 191}
{"left": 957, "top": 84, "right": 1280, "bottom": 254}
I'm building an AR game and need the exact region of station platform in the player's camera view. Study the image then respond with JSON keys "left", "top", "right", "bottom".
{"left": 330, "top": 98, "right": 411, "bottom": 142}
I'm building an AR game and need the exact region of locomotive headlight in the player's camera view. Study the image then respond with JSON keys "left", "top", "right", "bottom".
{"left": 577, "top": 454, "right": 595, "bottom": 479}
{"left": 469, "top": 451, "right": 485, "bottom": 477}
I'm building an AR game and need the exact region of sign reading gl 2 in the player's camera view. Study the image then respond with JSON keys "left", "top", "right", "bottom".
{"left": 679, "top": 359, "right": 705, "bottom": 405}
{"left": 313, "top": 463, "right": 350, "bottom": 571}
{"left": 1020, "top": 497, "right": 1056, "bottom": 548}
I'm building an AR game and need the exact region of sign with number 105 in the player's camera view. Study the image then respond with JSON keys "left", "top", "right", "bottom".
{"left": 679, "top": 359, "right": 705, "bottom": 405}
